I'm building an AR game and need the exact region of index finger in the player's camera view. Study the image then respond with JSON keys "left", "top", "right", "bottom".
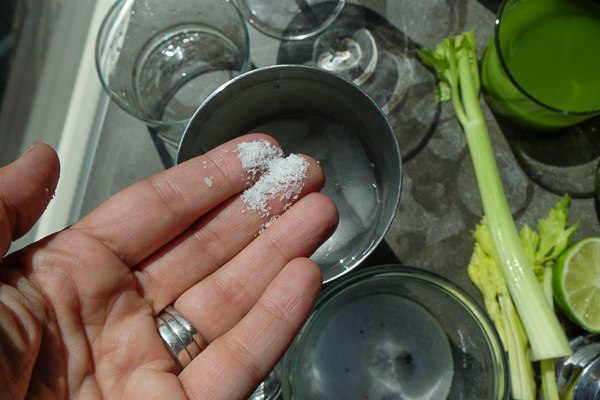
{"left": 73, "top": 134, "right": 307, "bottom": 267}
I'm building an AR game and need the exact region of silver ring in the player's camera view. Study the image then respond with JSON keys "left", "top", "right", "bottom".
{"left": 163, "top": 306, "right": 209, "bottom": 351}
{"left": 156, "top": 306, "right": 207, "bottom": 373}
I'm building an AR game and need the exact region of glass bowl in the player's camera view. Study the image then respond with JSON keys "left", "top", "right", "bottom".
{"left": 281, "top": 265, "right": 509, "bottom": 400}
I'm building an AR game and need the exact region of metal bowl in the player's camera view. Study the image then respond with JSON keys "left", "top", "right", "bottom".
{"left": 176, "top": 65, "right": 402, "bottom": 283}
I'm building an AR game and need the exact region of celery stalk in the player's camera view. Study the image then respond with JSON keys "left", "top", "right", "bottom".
{"left": 520, "top": 195, "right": 579, "bottom": 400}
{"left": 469, "top": 220, "right": 536, "bottom": 400}
{"left": 416, "top": 32, "right": 572, "bottom": 361}
{"left": 541, "top": 262, "right": 560, "bottom": 400}
{"left": 470, "top": 194, "right": 578, "bottom": 400}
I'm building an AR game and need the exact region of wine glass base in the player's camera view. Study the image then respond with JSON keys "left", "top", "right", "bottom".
{"left": 237, "top": 0, "right": 346, "bottom": 40}
{"left": 248, "top": 361, "right": 283, "bottom": 400}
{"left": 277, "top": 4, "right": 441, "bottom": 161}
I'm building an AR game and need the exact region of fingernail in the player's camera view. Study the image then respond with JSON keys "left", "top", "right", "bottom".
{"left": 20, "top": 143, "right": 37, "bottom": 158}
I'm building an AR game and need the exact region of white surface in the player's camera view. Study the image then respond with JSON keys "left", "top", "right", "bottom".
{"left": 10, "top": 0, "right": 114, "bottom": 251}
{"left": 35, "top": 0, "right": 115, "bottom": 241}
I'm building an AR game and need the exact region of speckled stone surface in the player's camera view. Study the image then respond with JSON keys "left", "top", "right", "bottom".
{"left": 80, "top": 0, "right": 600, "bottom": 313}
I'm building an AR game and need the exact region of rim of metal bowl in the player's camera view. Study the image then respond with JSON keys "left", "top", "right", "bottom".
{"left": 176, "top": 65, "right": 402, "bottom": 283}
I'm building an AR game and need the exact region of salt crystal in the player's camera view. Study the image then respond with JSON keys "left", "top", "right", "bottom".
{"left": 259, "top": 215, "right": 279, "bottom": 234}
{"left": 204, "top": 177, "right": 213, "bottom": 187}
{"left": 235, "top": 140, "right": 309, "bottom": 218}
{"left": 235, "top": 139, "right": 285, "bottom": 177}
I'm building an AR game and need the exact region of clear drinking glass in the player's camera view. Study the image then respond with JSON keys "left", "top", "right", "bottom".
{"left": 282, "top": 265, "right": 509, "bottom": 400}
{"left": 235, "top": 0, "right": 346, "bottom": 40}
{"left": 95, "top": 0, "right": 250, "bottom": 144}
{"left": 481, "top": 0, "right": 600, "bottom": 131}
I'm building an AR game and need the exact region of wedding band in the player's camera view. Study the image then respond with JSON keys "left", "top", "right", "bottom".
{"left": 156, "top": 306, "right": 207, "bottom": 372}
{"left": 163, "top": 306, "right": 208, "bottom": 351}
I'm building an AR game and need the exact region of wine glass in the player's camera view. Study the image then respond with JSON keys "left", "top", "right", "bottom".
{"left": 276, "top": 4, "right": 441, "bottom": 162}
{"left": 248, "top": 361, "right": 284, "bottom": 400}
{"left": 236, "top": 0, "right": 346, "bottom": 40}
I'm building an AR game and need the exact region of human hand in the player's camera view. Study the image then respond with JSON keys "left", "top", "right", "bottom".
{"left": 0, "top": 134, "right": 338, "bottom": 399}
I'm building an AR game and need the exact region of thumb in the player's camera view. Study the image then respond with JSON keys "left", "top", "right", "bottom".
{"left": 0, "top": 143, "right": 60, "bottom": 257}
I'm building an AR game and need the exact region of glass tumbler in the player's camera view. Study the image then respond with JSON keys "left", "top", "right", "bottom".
{"left": 95, "top": 0, "right": 250, "bottom": 143}
{"left": 481, "top": 0, "right": 600, "bottom": 131}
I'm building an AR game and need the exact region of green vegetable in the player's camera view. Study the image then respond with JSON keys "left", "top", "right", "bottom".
{"left": 468, "top": 195, "right": 578, "bottom": 400}
{"left": 416, "top": 31, "right": 574, "bottom": 398}
{"left": 469, "top": 220, "right": 536, "bottom": 400}
{"left": 520, "top": 194, "right": 579, "bottom": 400}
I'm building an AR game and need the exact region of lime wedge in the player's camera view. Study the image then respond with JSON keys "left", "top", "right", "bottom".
{"left": 553, "top": 237, "right": 600, "bottom": 333}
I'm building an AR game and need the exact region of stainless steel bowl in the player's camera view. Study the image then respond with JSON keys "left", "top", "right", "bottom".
{"left": 176, "top": 65, "right": 402, "bottom": 283}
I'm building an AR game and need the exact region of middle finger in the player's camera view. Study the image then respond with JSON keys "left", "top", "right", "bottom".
{"left": 136, "top": 146, "right": 328, "bottom": 313}
{"left": 173, "top": 191, "right": 338, "bottom": 342}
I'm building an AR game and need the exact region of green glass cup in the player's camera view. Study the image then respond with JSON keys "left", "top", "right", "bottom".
{"left": 481, "top": 0, "right": 600, "bottom": 131}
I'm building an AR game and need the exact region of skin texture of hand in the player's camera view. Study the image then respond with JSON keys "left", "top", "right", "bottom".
{"left": 0, "top": 134, "right": 338, "bottom": 400}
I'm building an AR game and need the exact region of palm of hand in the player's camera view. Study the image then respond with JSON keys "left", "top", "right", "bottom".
{"left": 0, "top": 135, "right": 337, "bottom": 399}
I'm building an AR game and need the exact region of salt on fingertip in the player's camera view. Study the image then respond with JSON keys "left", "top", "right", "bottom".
{"left": 235, "top": 139, "right": 285, "bottom": 177}
{"left": 235, "top": 139, "right": 309, "bottom": 219}
{"left": 259, "top": 215, "right": 279, "bottom": 234}
{"left": 204, "top": 177, "right": 213, "bottom": 187}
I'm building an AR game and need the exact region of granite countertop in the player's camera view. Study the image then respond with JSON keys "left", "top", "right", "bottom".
{"left": 78, "top": 0, "right": 600, "bottom": 322}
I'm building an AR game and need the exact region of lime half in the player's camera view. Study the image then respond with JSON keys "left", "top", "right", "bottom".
{"left": 553, "top": 237, "right": 600, "bottom": 333}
